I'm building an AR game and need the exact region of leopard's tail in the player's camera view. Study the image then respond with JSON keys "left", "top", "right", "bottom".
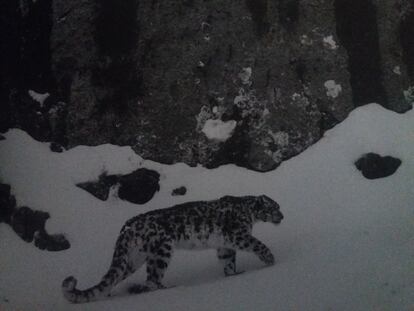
{"left": 61, "top": 269, "right": 118, "bottom": 304}
{"left": 62, "top": 228, "right": 133, "bottom": 303}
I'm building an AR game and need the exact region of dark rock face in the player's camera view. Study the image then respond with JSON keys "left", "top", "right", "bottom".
{"left": 400, "top": 2, "right": 414, "bottom": 81}
{"left": 2, "top": 0, "right": 413, "bottom": 172}
{"left": 334, "top": 0, "right": 387, "bottom": 108}
{"left": 172, "top": 186, "right": 187, "bottom": 196}
{"left": 77, "top": 168, "right": 160, "bottom": 204}
{"left": 0, "top": 183, "right": 70, "bottom": 251}
{"left": 355, "top": 153, "right": 402, "bottom": 179}
{"left": 0, "top": 0, "right": 68, "bottom": 150}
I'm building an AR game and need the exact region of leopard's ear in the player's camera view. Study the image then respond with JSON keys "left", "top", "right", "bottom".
{"left": 257, "top": 195, "right": 267, "bottom": 201}
{"left": 254, "top": 195, "right": 265, "bottom": 206}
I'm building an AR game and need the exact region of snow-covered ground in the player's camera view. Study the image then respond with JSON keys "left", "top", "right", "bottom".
{"left": 0, "top": 104, "right": 413, "bottom": 311}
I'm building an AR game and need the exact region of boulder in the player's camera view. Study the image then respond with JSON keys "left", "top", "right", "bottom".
{"left": 0, "top": 182, "right": 70, "bottom": 251}
{"left": 34, "top": 231, "right": 71, "bottom": 252}
{"left": 355, "top": 153, "right": 402, "bottom": 179}
{"left": 172, "top": 186, "right": 187, "bottom": 196}
{"left": 11, "top": 206, "right": 49, "bottom": 242}
{"left": 10, "top": 206, "right": 70, "bottom": 251}
{"left": 118, "top": 169, "right": 160, "bottom": 204}
{"left": 76, "top": 168, "right": 160, "bottom": 204}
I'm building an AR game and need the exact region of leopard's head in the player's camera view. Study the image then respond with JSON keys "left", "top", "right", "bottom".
{"left": 253, "top": 195, "right": 284, "bottom": 224}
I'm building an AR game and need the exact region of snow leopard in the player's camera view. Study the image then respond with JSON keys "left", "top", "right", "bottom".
{"left": 62, "top": 195, "right": 284, "bottom": 303}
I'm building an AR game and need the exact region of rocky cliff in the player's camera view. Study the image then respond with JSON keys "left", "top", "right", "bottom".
{"left": 1, "top": 0, "right": 413, "bottom": 171}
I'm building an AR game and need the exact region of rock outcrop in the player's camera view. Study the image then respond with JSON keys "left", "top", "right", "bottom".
{"left": 76, "top": 168, "right": 160, "bottom": 204}
{"left": 172, "top": 186, "right": 187, "bottom": 196}
{"left": 0, "top": 183, "right": 70, "bottom": 251}
{"left": 355, "top": 153, "right": 402, "bottom": 179}
{"left": 1, "top": 0, "right": 413, "bottom": 171}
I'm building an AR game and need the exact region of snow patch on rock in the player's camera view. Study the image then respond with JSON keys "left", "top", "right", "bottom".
{"left": 202, "top": 119, "right": 237, "bottom": 142}
{"left": 393, "top": 66, "right": 402, "bottom": 75}
{"left": 238, "top": 67, "right": 252, "bottom": 85}
{"left": 323, "top": 35, "right": 338, "bottom": 50}
{"left": 300, "top": 35, "right": 313, "bottom": 46}
{"left": 324, "top": 80, "right": 342, "bottom": 98}
{"left": 403, "top": 86, "right": 414, "bottom": 104}
{"left": 28, "top": 90, "right": 50, "bottom": 107}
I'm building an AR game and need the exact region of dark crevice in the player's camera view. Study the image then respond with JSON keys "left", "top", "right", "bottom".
{"left": 0, "top": 0, "right": 67, "bottom": 145}
{"left": 318, "top": 109, "right": 339, "bottom": 133}
{"left": 20, "top": 0, "right": 54, "bottom": 93}
{"left": 183, "top": 0, "right": 195, "bottom": 8}
{"left": 290, "top": 57, "right": 307, "bottom": 83}
{"left": 246, "top": 0, "right": 270, "bottom": 36}
{"left": 92, "top": 0, "right": 142, "bottom": 115}
{"left": 334, "top": 0, "right": 388, "bottom": 108}
{"left": 54, "top": 57, "right": 76, "bottom": 104}
{"left": 227, "top": 44, "right": 233, "bottom": 62}
{"left": 94, "top": 0, "right": 139, "bottom": 57}
{"left": 0, "top": 0, "right": 21, "bottom": 132}
{"left": 277, "top": 0, "right": 299, "bottom": 31}
{"left": 0, "top": 0, "right": 59, "bottom": 143}
{"left": 400, "top": 9, "right": 414, "bottom": 80}
{"left": 57, "top": 8, "right": 74, "bottom": 22}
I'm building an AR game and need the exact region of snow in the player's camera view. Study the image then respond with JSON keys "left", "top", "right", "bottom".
{"left": 323, "top": 35, "right": 338, "bottom": 50}
{"left": 300, "top": 35, "right": 313, "bottom": 46}
{"left": 233, "top": 93, "right": 246, "bottom": 106}
{"left": 393, "top": 66, "right": 402, "bottom": 75}
{"left": 201, "top": 119, "right": 237, "bottom": 142}
{"left": 238, "top": 67, "right": 252, "bottom": 85}
{"left": 1, "top": 103, "right": 414, "bottom": 311}
{"left": 28, "top": 90, "right": 50, "bottom": 107}
{"left": 324, "top": 80, "right": 342, "bottom": 98}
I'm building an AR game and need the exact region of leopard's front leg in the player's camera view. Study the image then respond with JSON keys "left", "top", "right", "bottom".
{"left": 230, "top": 234, "right": 275, "bottom": 266}
{"left": 217, "top": 248, "right": 243, "bottom": 276}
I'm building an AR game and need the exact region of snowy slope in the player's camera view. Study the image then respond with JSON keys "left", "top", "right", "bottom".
{"left": 0, "top": 104, "right": 413, "bottom": 311}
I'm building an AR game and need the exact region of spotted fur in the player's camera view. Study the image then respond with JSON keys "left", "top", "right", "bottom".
{"left": 62, "top": 195, "right": 283, "bottom": 303}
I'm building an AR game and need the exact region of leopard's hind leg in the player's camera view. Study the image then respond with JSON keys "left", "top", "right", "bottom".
{"left": 129, "top": 239, "right": 173, "bottom": 294}
{"left": 122, "top": 246, "right": 147, "bottom": 281}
